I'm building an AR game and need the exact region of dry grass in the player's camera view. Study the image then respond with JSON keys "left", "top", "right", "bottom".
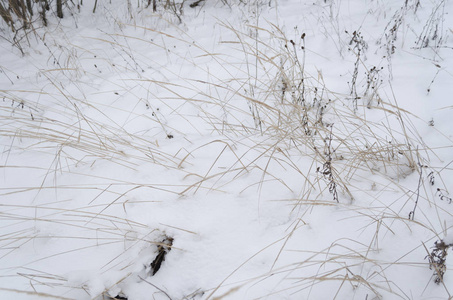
{"left": 1, "top": 1, "right": 453, "bottom": 299}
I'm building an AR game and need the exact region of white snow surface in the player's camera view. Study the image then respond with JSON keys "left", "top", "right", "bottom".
{"left": 1, "top": 0, "right": 453, "bottom": 299}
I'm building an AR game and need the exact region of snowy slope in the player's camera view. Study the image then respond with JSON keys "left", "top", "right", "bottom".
{"left": 1, "top": 0, "right": 453, "bottom": 299}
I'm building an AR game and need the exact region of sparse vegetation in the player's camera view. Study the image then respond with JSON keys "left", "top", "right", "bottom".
{"left": 426, "top": 239, "right": 452, "bottom": 285}
{"left": 0, "top": 0, "right": 452, "bottom": 299}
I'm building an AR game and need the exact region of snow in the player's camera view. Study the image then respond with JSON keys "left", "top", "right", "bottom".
{"left": 0, "top": 0, "right": 453, "bottom": 299}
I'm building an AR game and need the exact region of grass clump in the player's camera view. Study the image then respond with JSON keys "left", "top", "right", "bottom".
{"left": 1, "top": 0, "right": 453, "bottom": 299}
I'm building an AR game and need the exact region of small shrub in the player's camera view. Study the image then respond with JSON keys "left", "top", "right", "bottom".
{"left": 426, "top": 240, "right": 452, "bottom": 284}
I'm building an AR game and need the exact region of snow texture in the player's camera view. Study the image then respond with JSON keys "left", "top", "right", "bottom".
{"left": 0, "top": 0, "right": 453, "bottom": 299}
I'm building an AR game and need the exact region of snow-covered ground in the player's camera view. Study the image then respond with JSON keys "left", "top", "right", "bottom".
{"left": 1, "top": 0, "right": 453, "bottom": 299}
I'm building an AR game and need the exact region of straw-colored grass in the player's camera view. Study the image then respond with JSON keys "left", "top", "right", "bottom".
{"left": 1, "top": 1, "right": 452, "bottom": 299}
